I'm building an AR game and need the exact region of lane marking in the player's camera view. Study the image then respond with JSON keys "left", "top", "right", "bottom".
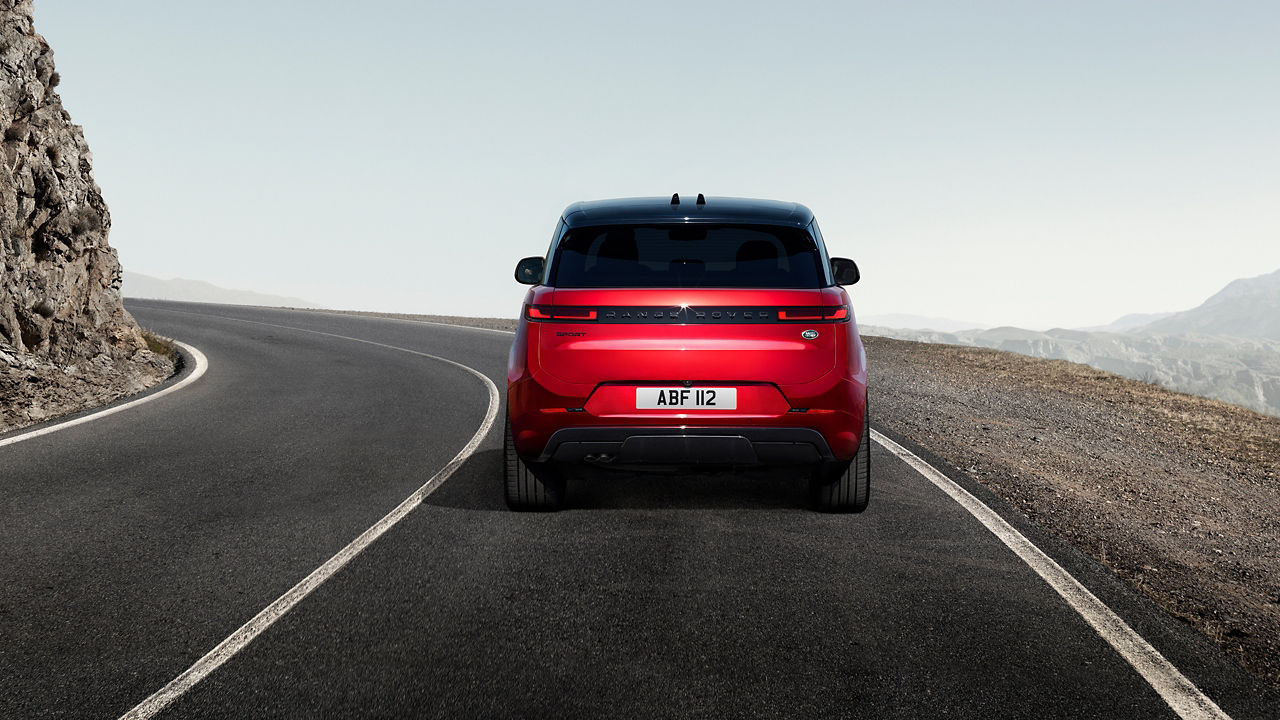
{"left": 0, "top": 341, "right": 208, "bottom": 450}
{"left": 871, "top": 429, "right": 1231, "bottom": 720}
{"left": 119, "top": 317, "right": 500, "bottom": 720}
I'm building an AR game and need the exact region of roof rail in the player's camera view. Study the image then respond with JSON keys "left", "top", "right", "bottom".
{"left": 671, "top": 193, "right": 680, "bottom": 205}
{"left": 696, "top": 193, "right": 706, "bottom": 205}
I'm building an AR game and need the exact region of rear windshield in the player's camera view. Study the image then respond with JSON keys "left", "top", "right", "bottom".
{"left": 549, "top": 224, "right": 825, "bottom": 288}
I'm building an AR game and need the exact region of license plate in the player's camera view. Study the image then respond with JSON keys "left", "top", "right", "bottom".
{"left": 636, "top": 387, "right": 737, "bottom": 409}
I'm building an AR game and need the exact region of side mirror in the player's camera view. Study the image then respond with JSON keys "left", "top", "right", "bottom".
{"left": 831, "top": 257, "right": 860, "bottom": 286}
{"left": 514, "top": 256, "right": 545, "bottom": 285}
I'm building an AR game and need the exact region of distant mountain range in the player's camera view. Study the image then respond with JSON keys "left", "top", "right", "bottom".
{"left": 1075, "top": 312, "right": 1176, "bottom": 334}
{"left": 122, "top": 272, "right": 325, "bottom": 309}
{"left": 1136, "top": 268, "right": 1280, "bottom": 340}
{"left": 864, "top": 268, "right": 1280, "bottom": 417}
{"left": 858, "top": 313, "right": 989, "bottom": 333}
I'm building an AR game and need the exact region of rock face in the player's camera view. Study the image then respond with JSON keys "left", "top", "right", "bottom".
{"left": 0, "top": 1, "right": 170, "bottom": 433}
{"left": 0, "top": 0, "right": 144, "bottom": 364}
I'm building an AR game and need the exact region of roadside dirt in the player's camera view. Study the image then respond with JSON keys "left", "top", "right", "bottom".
{"left": 0, "top": 350, "right": 172, "bottom": 435}
{"left": 865, "top": 335, "right": 1280, "bottom": 687}
{"left": 302, "top": 309, "right": 1280, "bottom": 686}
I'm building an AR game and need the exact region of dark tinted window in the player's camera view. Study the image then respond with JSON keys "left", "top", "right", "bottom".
{"left": 549, "top": 224, "right": 824, "bottom": 288}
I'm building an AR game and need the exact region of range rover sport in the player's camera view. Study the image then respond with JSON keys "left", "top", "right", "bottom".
{"left": 506, "top": 194, "right": 869, "bottom": 512}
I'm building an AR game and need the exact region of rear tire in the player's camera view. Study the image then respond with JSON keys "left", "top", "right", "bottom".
{"left": 811, "top": 402, "right": 871, "bottom": 513}
{"left": 504, "top": 412, "right": 565, "bottom": 511}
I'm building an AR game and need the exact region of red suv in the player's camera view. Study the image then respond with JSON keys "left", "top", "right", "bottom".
{"left": 506, "top": 194, "right": 868, "bottom": 512}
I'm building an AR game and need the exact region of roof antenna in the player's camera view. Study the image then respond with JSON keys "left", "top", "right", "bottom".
{"left": 671, "top": 193, "right": 680, "bottom": 205}
{"left": 696, "top": 193, "right": 706, "bottom": 205}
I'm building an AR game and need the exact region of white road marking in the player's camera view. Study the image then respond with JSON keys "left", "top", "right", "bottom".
{"left": 118, "top": 320, "right": 500, "bottom": 720}
{"left": 871, "top": 429, "right": 1231, "bottom": 720}
{"left": 0, "top": 341, "right": 208, "bottom": 449}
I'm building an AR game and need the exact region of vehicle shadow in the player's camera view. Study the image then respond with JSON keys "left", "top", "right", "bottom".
{"left": 425, "top": 449, "right": 814, "bottom": 512}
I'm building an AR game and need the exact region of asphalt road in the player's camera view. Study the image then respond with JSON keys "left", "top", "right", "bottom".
{"left": 1, "top": 300, "right": 1276, "bottom": 719}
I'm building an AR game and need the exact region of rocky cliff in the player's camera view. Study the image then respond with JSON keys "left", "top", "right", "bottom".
{"left": 0, "top": 0, "right": 170, "bottom": 432}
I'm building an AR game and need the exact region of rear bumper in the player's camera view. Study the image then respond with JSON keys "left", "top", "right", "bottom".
{"left": 510, "top": 371, "right": 866, "bottom": 462}
{"left": 535, "top": 426, "right": 836, "bottom": 465}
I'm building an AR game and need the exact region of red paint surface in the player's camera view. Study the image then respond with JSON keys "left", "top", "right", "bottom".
{"left": 507, "top": 285, "right": 867, "bottom": 461}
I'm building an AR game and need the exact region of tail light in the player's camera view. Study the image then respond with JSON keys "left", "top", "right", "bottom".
{"left": 777, "top": 305, "right": 849, "bottom": 322}
{"left": 525, "top": 304, "right": 598, "bottom": 322}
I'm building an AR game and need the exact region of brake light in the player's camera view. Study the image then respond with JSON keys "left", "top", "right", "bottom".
{"left": 525, "top": 304, "right": 598, "bottom": 321}
{"left": 778, "top": 305, "right": 849, "bottom": 322}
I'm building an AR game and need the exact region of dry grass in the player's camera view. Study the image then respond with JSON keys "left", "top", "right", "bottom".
{"left": 140, "top": 329, "right": 179, "bottom": 365}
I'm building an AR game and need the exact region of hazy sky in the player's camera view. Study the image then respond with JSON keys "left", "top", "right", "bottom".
{"left": 36, "top": 1, "right": 1280, "bottom": 329}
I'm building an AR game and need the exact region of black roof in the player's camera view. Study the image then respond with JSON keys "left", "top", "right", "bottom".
{"left": 561, "top": 195, "right": 814, "bottom": 229}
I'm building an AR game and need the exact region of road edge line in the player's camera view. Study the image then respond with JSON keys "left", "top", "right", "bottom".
{"left": 871, "top": 429, "right": 1231, "bottom": 720}
{"left": 118, "top": 326, "right": 501, "bottom": 720}
{"left": 0, "top": 341, "right": 208, "bottom": 450}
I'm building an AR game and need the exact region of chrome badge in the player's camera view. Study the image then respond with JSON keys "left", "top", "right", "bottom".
{"left": 801, "top": 329, "right": 819, "bottom": 340}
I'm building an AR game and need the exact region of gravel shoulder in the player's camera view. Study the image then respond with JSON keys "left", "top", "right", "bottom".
{"left": 865, "top": 335, "right": 1280, "bottom": 687}
{"left": 262, "top": 308, "right": 1280, "bottom": 687}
